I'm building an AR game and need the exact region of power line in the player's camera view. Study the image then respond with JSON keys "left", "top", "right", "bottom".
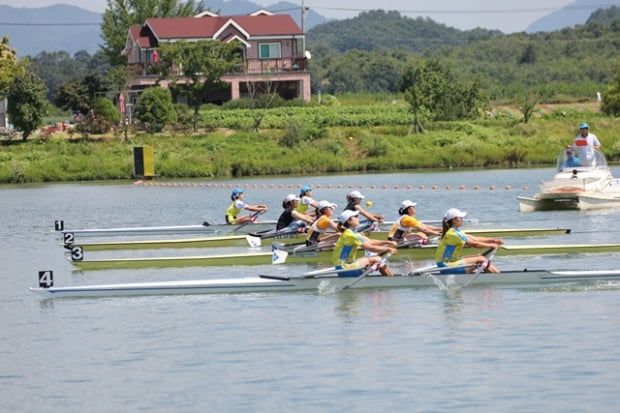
{"left": 0, "top": 2, "right": 618, "bottom": 26}
{"left": 307, "top": 2, "right": 620, "bottom": 15}
{"left": 0, "top": 22, "right": 101, "bottom": 26}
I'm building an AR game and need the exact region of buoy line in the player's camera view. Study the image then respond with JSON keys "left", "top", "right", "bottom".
{"left": 137, "top": 181, "right": 529, "bottom": 191}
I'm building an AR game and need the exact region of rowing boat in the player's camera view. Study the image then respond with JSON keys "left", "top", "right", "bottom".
{"left": 54, "top": 221, "right": 278, "bottom": 237}
{"left": 52, "top": 218, "right": 480, "bottom": 238}
{"left": 66, "top": 242, "right": 620, "bottom": 270}
{"left": 68, "top": 227, "right": 572, "bottom": 251}
{"left": 30, "top": 269, "right": 620, "bottom": 298}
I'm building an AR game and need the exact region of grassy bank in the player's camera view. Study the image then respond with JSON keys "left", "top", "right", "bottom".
{"left": 1, "top": 103, "right": 618, "bottom": 184}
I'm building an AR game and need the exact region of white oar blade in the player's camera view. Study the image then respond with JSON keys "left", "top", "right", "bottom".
{"left": 246, "top": 235, "right": 262, "bottom": 248}
{"left": 272, "top": 249, "right": 288, "bottom": 265}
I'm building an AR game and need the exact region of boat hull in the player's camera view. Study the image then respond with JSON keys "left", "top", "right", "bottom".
{"left": 30, "top": 269, "right": 620, "bottom": 298}
{"left": 518, "top": 149, "right": 620, "bottom": 212}
{"left": 67, "top": 242, "right": 620, "bottom": 270}
{"left": 71, "top": 227, "right": 571, "bottom": 251}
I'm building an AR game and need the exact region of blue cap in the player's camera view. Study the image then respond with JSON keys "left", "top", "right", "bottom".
{"left": 231, "top": 188, "right": 244, "bottom": 197}
{"left": 300, "top": 185, "right": 312, "bottom": 195}
{"left": 579, "top": 122, "right": 589, "bottom": 129}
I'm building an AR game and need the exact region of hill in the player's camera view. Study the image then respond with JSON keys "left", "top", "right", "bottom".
{"left": 0, "top": 4, "right": 102, "bottom": 57}
{"left": 306, "top": 10, "right": 502, "bottom": 54}
{"left": 527, "top": 0, "right": 620, "bottom": 32}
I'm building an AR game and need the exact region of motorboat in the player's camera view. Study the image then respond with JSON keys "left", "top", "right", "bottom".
{"left": 517, "top": 149, "right": 620, "bottom": 211}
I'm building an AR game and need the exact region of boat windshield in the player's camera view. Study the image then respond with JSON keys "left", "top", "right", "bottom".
{"left": 556, "top": 148, "right": 608, "bottom": 171}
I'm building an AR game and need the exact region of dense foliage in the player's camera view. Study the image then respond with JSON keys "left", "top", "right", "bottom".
{"left": 1, "top": 104, "right": 618, "bottom": 184}
{"left": 6, "top": 71, "right": 48, "bottom": 140}
{"left": 29, "top": 50, "right": 110, "bottom": 102}
{"left": 0, "top": 36, "right": 26, "bottom": 95}
{"left": 307, "top": 10, "right": 620, "bottom": 101}
{"left": 134, "top": 87, "right": 176, "bottom": 132}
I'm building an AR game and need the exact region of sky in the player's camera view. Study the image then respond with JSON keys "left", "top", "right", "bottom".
{"left": 0, "top": 0, "right": 610, "bottom": 33}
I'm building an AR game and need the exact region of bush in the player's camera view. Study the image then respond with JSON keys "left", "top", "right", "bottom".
{"left": 135, "top": 87, "right": 177, "bottom": 133}
{"left": 92, "top": 97, "right": 121, "bottom": 126}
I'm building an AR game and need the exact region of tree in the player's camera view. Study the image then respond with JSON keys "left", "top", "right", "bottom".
{"left": 601, "top": 69, "right": 620, "bottom": 116}
{"left": 134, "top": 86, "right": 176, "bottom": 132}
{"left": 159, "top": 40, "right": 241, "bottom": 131}
{"left": 54, "top": 75, "right": 106, "bottom": 115}
{"left": 517, "top": 93, "right": 538, "bottom": 124}
{"left": 400, "top": 60, "right": 486, "bottom": 133}
{"left": 0, "top": 36, "right": 26, "bottom": 95}
{"left": 7, "top": 71, "right": 48, "bottom": 140}
{"left": 101, "top": 0, "right": 203, "bottom": 66}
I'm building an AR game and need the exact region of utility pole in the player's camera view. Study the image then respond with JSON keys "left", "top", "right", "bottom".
{"left": 301, "top": 0, "right": 308, "bottom": 55}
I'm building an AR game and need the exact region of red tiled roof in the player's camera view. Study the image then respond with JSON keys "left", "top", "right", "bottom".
{"left": 144, "top": 14, "right": 302, "bottom": 41}
{"left": 129, "top": 25, "right": 158, "bottom": 48}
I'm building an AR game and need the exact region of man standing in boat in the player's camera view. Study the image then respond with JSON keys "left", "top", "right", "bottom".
{"left": 569, "top": 122, "right": 601, "bottom": 166}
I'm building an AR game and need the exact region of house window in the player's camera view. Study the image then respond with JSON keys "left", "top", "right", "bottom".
{"left": 259, "top": 43, "right": 281, "bottom": 59}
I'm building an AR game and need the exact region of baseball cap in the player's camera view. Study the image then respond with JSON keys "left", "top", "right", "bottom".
{"left": 337, "top": 210, "right": 359, "bottom": 224}
{"left": 579, "top": 122, "right": 589, "bottom": 129}
{"left": 300, "top": 185, "right": 312, "bottom": 195}
{"left": 444, "top": 208, "right": 467, "bottom": 221}
{"left": 349, "top": 190, "right": 365, "bottom": 199}
{"left": 231, "top": 188, "right": 244, "bottom": 197}
{"left": 284, "top": 194, "right": 300, "bottom": 202}
{"left": 400, "top": 200, "right": 417, "bottom": 210}
{"left": 318, "top": 200, "right": 337, "bottom": 210}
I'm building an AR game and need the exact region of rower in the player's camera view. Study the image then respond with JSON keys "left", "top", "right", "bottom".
{"left": 343, "top": 190, "right": 384, "bottom": 223}
{"left": 296, "top": 185, "right": 319, "bottom": 219}
{"left": 306, "top": 200, "right": 339, "bottom": 247}
{"left": 435, "top": 208, "right": 502, "bottom": 274}
{"left": 276, "top": 194, "right": 314, "bottom": 230}
{"left": 225, "top": 188, "right": 268, "bottom": 225}
{"left": 332, "top": 210, "right": 397, "bottom": 277}
{"left": 387, "top": 200, "right": 442, "bottom": 244}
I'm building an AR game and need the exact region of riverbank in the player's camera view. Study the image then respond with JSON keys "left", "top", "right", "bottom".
{"left": 1, "top": 103, "right": 617, "bottom": 184}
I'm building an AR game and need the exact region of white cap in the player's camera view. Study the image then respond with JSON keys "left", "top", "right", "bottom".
{"left": 337, "top": 210, "right": 359, "bottom": 224}
{"left": 349, "top": 190, "right": 365, "bottom": 199}
{"left": 444, "top": 208, "right": 467, "bottom": 221}
{"left": 318, "top": 200, "right": 337, "bottom": 210}
{"left": 284, "top": 194, "right": 300, "bottom": 202}
{"left": 400, "top": 200, "right": 417, "bottom": 209}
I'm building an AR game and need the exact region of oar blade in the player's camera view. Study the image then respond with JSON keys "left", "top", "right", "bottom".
{"left": 272, "top": 245, "right": 288, "bottom": 264}
{"left": 245, "top": 235, "right": 262, "bottom": 248}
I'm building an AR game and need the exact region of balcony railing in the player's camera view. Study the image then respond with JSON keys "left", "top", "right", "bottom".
{"left": 131, "top": 57, "right": 307, "bottom": 77}
{"left": 243, "top": 57, "right": 307, "bottom": 73}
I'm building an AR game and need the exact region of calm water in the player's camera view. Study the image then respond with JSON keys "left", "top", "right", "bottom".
{"left": 2, "top": 169, "right": 620, "bottom": 412}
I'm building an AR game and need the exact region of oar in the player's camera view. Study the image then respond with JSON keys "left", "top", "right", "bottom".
{"left": 271, "top": 243, "right": 289, "bottom": 264}
{"left": 357, "top": 220, "right": 379, "bottom": 233}
{"left": 340, "top": 252, "right": 392, "bottom": 291}
{"left": 230, "top": 210, "right": 264, "bottom": 233}
{"left": 258, "top": 221, "right": 308, "bottom": 240}
{"left": 245, "top": 235, "right": 262, "bottom": 248}
{"left": 461, "top": 247, "right": 497, "bottom": 288}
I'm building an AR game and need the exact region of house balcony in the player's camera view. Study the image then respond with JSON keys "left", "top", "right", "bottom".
{"left": 130, "top": 57, "right": 307, "bottom": 79}
{"left": 127, "top": 56, "right": 311, "bottom": 102}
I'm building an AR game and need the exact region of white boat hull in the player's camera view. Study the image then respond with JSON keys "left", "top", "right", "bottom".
{"left": 30, "top": 269, "right": 620, "bottom": 298}
{"left": 517, "top": 149, "right": 620, "bottom": 212}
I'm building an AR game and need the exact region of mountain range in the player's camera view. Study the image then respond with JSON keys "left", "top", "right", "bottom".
{"left": 0, "top": 0, "right": 613, "bottom": 57}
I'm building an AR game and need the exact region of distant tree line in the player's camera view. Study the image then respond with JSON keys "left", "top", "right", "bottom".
{"left": 4, "top": 3, "right": 620, "bottom": 140}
